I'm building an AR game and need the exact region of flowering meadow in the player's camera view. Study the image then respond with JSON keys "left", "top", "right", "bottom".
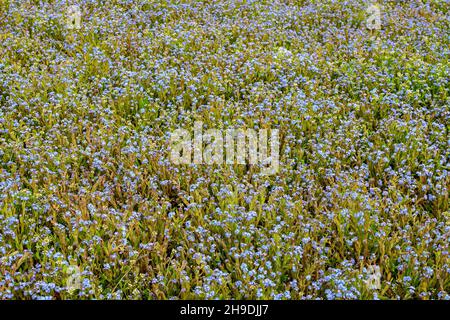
{"left": 0, "top": 0, "right": 449, "bottom": 300}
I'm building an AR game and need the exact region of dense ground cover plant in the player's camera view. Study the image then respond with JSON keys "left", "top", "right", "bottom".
{"left": 0, "top": 0, "right": 449, "bottom": 299}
